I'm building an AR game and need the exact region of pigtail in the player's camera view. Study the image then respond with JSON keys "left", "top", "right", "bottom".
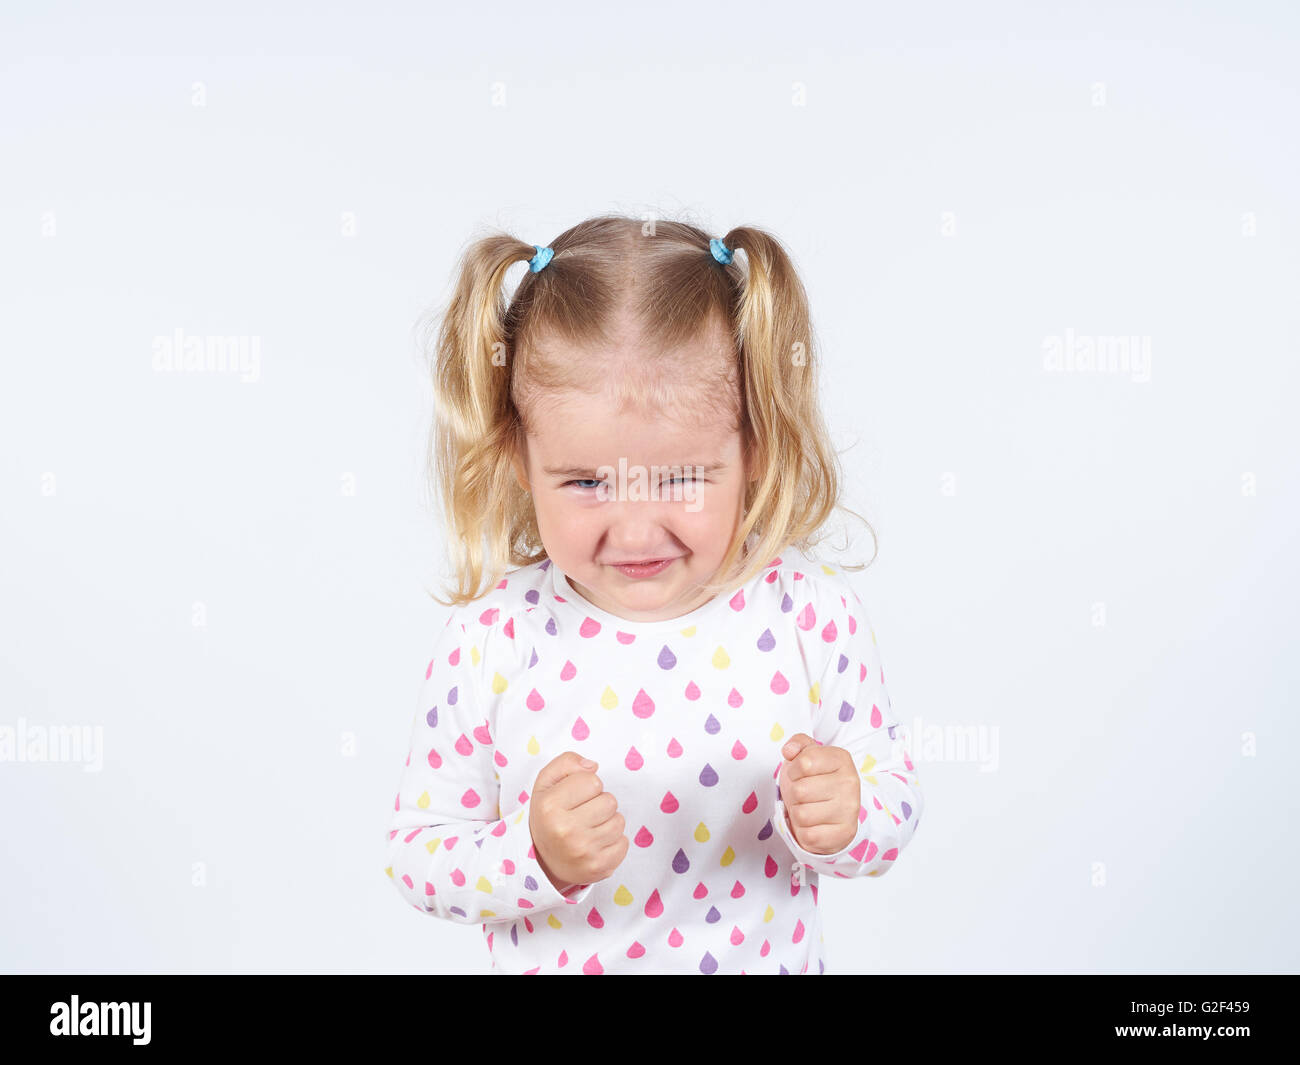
{"left": 693, "top": 226, "right": 876, "bottom": 599}
{"left": 424, "top": 232, "right": 541, "bottom": 606}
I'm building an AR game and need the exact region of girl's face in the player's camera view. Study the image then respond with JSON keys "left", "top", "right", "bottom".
{"left": 511, "top": 388, "right": 753, "bottom": 624}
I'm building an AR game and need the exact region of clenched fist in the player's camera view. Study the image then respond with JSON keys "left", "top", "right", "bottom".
{"left": 779, "top": 733, "right": 861, "bottom": 855}
{"left": 528, "top": 751, "right": 629, "bottom": 893}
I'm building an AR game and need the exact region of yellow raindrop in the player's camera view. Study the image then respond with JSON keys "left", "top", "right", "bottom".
{"left": 425, "top": 837, "right": 441, "bottom": 853}
{"left": 613, "top": 884, "right": 634, "bottom": 906}
{"left": 680, "top": 625, "right": 697, "bottom": 637}
{"left": 770, "top": 722, "right": 785, "bottom": 742}
{"left": 416, "top": 791, "right": 430, "bottom": 810}
{"left": 547, "top": 914, "right": 563, "bottom": 929}
{"left": 527, "top": 736, "right": 540, "bottom": 755}
{"left": 476, "top": 875, "right": 493, "bottom": 893}
{"left": 471, "top": 646, "right": 481, "bottom": 666}
{"left": 720, "top": 846, "right": 735, "bottom": 866}
{"left": 491, "top": 672, "right": 508, "bottom": 694}
{"left": 861, "top": 754, "right": 877, "bottom": 773}
{"left": 694, "top": 822, "right": 710, "bottom": 843}
{"left": 808, "top": 681, "right": 820, "bottom": 704}
{"left": 600, "top": 686, "right": 619, "bottom": 709}
{"left": 763, "top": 904, "right": 775, "bottom": 922}
{"left": 712, "top": 646, "right": 730, "bottom": 669}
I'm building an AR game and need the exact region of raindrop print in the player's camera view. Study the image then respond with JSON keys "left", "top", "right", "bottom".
{"left": 727, "top": 688, "right": 743, "bottom": 707}
{"left": 473, "top": 723, "right": 492, "bottom": 745}
{"left": 780, "top": 592, "right": 793, "bottom": 613}
{"left": 657, "top": 646, "right": 677, "bottom": 669}
{"left": 770, "top": 671, "right": 789, "bottom": 695}
{"left": 728, "top": 588, "right": 745, "bottom": 611}
{"left": 730, "top": 926, "right": 744, "bottom": 945}
{"left": 448, "top": 685, "right": 459, "bottom": 706}
{"left": 758, "top": 819, "right": 773, "bottom": 841}
{"left": 684, "top": 680, "right": 700, "bottom": 700}
{"left": 526, "top": 689, "right": 545, "bottom": 711}
{"left": 693, "top": 881, "right": 707, "bottom": 898}
{"left": 447, "top": 647, "right": 460, "bottom": 668}
{"left": 614, "top": 885, "right": 634, "bottom": 905}
{"left": 427, "top": 748, "right": 442, "bottom": 769}
{"left": 545, "top": 618, "right": 557, "bottom": 636}
{"left": 633, "top": 689, "right": 655, "bottom": 718}
{"left": 820, "top": 618, "right": 838, "bottom": 643}
{"left": 757, "top": 628, "right": 776, "bottom": 652}
{"left": 426, "top": 705, "right": 438, "bottom": 728}
{"left": 742, "top": 791, "right": 757, "bottom": 813}
{"left": 525, "top": 589, "right": 539, "bottom": 605}
{"left": 572, "top": 717, "right": 590, "bottom": 740}
{"left": 634, "top": 826, "right": 654, "bottom": 847}
{"left": 627, "top": 941, "right": 646, "bottom": 959}
{"left": 661, "top": 791, "right": 679, "bottom": 813}
{"left": 600, "top": 687, "right": 618, "bottom": 709}
{"left": 760, "top": 940, "right": 771, "bottom": 957}
{"left": 704, "top": 713, "right": 721, "bottom": 735}
{"left": 616, "top": 632, "right": 636, "bottom": 645}
{"left": 454, "top": 734, "right": 473, "bottom": 756}
{"left": 764, "top": 854, "right": 779, "bottom": 878}
{"left": 668, "top": 928, "right": 684, "bottom": 947}
{"left": 792, "top": 919, "right": 806, "bottom": 943}
{"left": 460, "top": 788, "right": 480, "bottom": 808}
{"left": 836, "top": 651, "right": 849, "bottom": 675}
{"left": 625, "top": 747, "right": 644, "bottom": 770}
{"left": 699, "top": 763, "right": 718, "bottom": 787}
{"left": 587, "top": 908, "right": 604, "bottom": 929}
{"left": 579, "top": 618, "right": 600, "bottom": 638}
{"left": 730, "top": 880, "right": 745, "bottom": 898}
{"left": 902, "top": 800, "right": 913, "bottom": 819}
{"left": 700, "top": 952, "right": 719, "bottom": 974}
{"left": 871, "top": 703, "right": 883, "bottom": 727}
{"left": 838, "top": 700, "right": 855, "bottom": 723}
{"left": 479, "top": 607, "right": 498, "bottom": 625}
{"left": 510, "top": 925, "right": 519, "bottom": 946}
{"left": 694, "top": 822, "right": 710, "bottom": 842}
{"left": 705, "top": 906, "right": 720, "bottom": 923}
{"left": 796, "top": 603, "right": 815, "bottom": 630}
{"left": 524, "top": 875, "right": 538, "bottom": 891}
{"left": 560, "top": 659, "right": 577, "bottom": 680}
{"left": 667, "top": 737, "right": 683, "bottom": 758}
{"left": 558, "top": 950, "right": 568, "bottom": 967}
{"left": 672, "top": 849, "right": 690, "bottom": 873}
{"left": 644, "top": 889, "right": 664, "bottom": 917}
{"left": 731, "top": 739, "right": 747, "bottom": 759}
{"left": 711, "top": 646, "right": 730, "bottom": 669}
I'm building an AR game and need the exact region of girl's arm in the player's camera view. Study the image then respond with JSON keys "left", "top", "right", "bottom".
{"left": 774, "top": 583, "right": 924, "bottom": 880}
{"left": 383, "top": 614, "right": 594, "bottom": 923}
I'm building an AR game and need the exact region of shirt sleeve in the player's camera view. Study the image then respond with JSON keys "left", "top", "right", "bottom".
{"left": 384, "top": 610, "right": 596, "bottom": 923}
{"left": 773, "top": 580, "right": 924, "bottom": 880}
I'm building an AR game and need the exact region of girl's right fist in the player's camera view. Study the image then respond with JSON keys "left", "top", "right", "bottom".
{"left": 528, "top": 751, "right": 628, "bottom": 893}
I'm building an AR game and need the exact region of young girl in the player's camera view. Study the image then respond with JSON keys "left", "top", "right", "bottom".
{"left": 383, "top": 215, "right": 923, "bottom": 974}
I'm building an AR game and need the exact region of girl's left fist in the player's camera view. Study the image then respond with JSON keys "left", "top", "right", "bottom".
{"left": 779, "top": 734, "right": 860, "bottom": 855}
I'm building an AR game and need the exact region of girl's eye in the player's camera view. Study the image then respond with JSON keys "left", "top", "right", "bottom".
{"left": 561, "top": 476, "right": 704, "bottom": 490}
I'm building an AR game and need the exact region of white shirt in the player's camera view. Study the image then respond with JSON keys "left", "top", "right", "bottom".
{"left": 384, "top": 545, "right": 923, "bottom": 973}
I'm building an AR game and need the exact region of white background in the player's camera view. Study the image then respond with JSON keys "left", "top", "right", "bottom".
{"left": 1, "top": 0, "right": 1297, "bottom": 974}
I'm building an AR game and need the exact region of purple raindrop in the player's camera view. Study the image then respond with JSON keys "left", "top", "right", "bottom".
{"left": 657, "top": 645, "right": 677, "bottom": 670}
{"left": 672, "top": 849, "right": 690, "bottom": 873}
{"left": 699, "top": 763, "right": 719, "bottom": 787}
{"left": 704, "top": 713, "right": 721, "bottom": 735}
{"left": 757, "top": 629, "right": 776, "bottom": 652}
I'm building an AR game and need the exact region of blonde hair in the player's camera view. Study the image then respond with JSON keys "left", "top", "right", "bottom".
{"left": 419, "top": 213, "right": 876, "bottom": 608}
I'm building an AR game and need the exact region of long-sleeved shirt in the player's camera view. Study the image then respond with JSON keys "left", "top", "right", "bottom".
{"left": 383, "top": 545, "right": 923, "bottom": 973}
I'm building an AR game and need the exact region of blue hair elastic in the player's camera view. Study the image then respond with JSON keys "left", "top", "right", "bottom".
{"left": 709, "top": 237, "right": 733, "bottom": 265}
{"left": 529, "top": 245, "right": 554, "bottom": 272}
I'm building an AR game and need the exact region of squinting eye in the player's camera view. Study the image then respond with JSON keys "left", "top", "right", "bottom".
{"left": 564, "top": 479, "right": 603, "bottom": 490}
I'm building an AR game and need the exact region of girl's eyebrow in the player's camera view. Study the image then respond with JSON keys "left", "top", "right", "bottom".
{"left": 543, "top": 461, "right": 728, "bottom": 477}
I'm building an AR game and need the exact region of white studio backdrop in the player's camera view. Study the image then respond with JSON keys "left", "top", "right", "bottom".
{"left": 1, "top": 0, "right": 1297, "bottom": 974}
